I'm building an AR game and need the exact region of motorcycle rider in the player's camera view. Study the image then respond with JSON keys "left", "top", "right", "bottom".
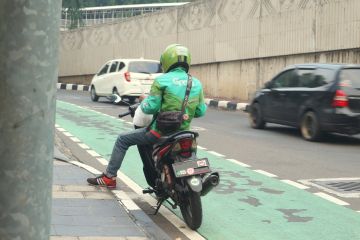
{"left": 87, "top": 44, "right": 207, "bottom": 188}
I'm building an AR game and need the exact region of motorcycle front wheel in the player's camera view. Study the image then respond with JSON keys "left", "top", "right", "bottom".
{"left": 180, "top": 190, "right": 202, "bottom": 230}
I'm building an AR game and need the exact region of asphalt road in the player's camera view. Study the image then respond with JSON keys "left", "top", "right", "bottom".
{"left": 56, "top": 89, "right": 360, "bottom": 239}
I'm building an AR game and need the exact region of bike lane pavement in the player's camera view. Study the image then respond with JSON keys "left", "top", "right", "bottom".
{"left": 56, "top": 100, "right": 360, "bottom": 240}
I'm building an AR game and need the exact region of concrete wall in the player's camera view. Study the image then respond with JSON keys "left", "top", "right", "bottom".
{"left": 59, "top": 0, "right": 360, "bottom": 101}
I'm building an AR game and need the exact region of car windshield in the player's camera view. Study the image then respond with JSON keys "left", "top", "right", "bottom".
{"left": 340, "top": 68, "right": 360, "bottom": 89}
{"left": 128, "top": 61, "right": 162, "bottom": 74}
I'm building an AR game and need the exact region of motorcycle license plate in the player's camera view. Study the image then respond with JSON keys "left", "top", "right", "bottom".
{"left": 172, "top": 158, "right": 211, "bottom": 178}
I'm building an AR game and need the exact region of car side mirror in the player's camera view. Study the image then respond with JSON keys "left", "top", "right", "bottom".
{"left": 264, "top": 82, "right": 272, "bottom": 89}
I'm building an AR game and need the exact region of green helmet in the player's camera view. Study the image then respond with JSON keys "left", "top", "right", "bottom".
{"left": 160, "top": 44, "right": 191, "bottom": 73}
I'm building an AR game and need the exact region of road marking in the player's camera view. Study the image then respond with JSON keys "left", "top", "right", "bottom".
{"left": 78, "top": 143, "right": 90, "bottom": 149}
{"left": 126, "top": 121, "right": 133, "bottom": 125}
{"left": 197, "top": 146, "right": 207, "bottom": 150}
{"left": 57, "top": 127, "right": 66, "bottom": 132}
{"left": 70, "top": 137, "right": 81, "bottom": 143}
{"left": 63, "top": 132, "right": 73, "bottom": 137}
{"left": 97, "top": 157, "right": 108, "bottom": 166}
{"left": 55, "top": 124, "right": 60, "bottom": 128}
{"left": 116, "top": 171, "right": 206, "bottom": 240}
{"left": 70, "top": 161, "right": 101, "bottom": 175}
{"left": 87, "top": 150, "right": 101, "bottom": 157}
{"left": 207, "top": 151, "right": 225, "bottom": 157}
{"left": 314, "top": 192, "right": 350, "bottom": 206}
{"left": 281, "top": 180, "right": 309, "bottom": 190}
{"left": 254, "top": 170, "right": 278, "bottom": 178}
{"left": 226, "top": 159, "right": 250, "bottom": 168}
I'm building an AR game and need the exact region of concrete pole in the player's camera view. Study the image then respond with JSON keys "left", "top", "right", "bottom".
{"left": 0, "top": 1, "right": 61, "bottom": 240}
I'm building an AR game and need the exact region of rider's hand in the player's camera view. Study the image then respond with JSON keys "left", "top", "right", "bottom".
{"left": 139, "top": 94, "right": 147, "bottom": 102}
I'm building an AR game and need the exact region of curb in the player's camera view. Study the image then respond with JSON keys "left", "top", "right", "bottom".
{"left": 57, "top": 83, "right": 90, "bottom": 91}
{"left": 204, "top": 98, "right": 248, "bottom": 111}
{"left": 57, "top": 82, "right": 249, "bottom": 111}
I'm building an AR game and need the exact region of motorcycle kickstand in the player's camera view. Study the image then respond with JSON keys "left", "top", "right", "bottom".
{"left": 153, "top": 198, "right": 165, "bottom": 215}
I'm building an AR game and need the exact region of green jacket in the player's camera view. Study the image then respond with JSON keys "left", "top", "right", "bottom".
{"left": 140, "top": 67, "right": 207, "bottom": 135}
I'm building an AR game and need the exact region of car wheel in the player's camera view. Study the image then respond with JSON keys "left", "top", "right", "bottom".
{"left": 250, "top": 103, "right": 266, "bottom": 129}
{"left": 90, "top": 86, "right": 99, "bottom": 102}
{"left": 300, "top": 111, "right": 323, "bottom": 141}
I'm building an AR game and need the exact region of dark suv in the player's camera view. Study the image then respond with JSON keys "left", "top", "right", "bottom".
{"left": 249, "top": 64, "right": 360, "bottom": 141}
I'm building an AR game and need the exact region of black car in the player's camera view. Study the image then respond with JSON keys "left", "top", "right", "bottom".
{"left": 248, "top": 64, "right": 360, "bottom": 141}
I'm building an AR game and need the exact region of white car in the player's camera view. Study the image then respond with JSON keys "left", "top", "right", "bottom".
{"left": 90, "top": 59, "right": 162, "bottom": 103}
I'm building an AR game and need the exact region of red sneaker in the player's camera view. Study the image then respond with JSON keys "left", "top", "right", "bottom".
{"left": 87, "top": 173, "right": 116, "bottom": 188}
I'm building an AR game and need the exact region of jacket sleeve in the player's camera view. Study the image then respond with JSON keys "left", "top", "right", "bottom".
{"left": 194, "top": 88, "right": 207, "bottom": 118}
{"left": 140, "top": 79, "right": 162, "bottom": 114}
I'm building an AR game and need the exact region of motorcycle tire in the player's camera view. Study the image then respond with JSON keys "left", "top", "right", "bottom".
{"left": 180, "top": 190, "right": 202, "bottom": 230}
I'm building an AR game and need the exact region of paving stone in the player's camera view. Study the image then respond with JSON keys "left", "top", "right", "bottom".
{"left": 50, "top": 236, "right": 78, "bottom": 240}
{"left": 53, "top": 225, "right": 146, "bottom": 237}
{"left": 79, "top": 237, "right": 127, "bottom": 240}
{"left": 62, "top": 185, "right": 99, "bottom": 192}
{"left": 52, "top": 206, "right": 91, "bottom": 216}
{"left": 83, "top": 192, "right": 113, "bottom": 200}
{"left": 53, "top": 185, "right": 64, "bottom": 191}
{"left": 53, "top": 191, "right": 84, "bottom": 199}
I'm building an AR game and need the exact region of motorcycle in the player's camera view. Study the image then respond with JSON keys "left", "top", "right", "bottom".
{"left": 116, "top": 97, "right": 220, "bottom": 230}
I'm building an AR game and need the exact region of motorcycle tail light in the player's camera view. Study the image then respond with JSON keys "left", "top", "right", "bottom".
{"left": 179, "top": 139, "right": 193, "bottom": 150}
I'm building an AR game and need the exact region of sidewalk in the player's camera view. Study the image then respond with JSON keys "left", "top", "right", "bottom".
{"left": 52, "top": 147, "right": 171, "bottom": 240}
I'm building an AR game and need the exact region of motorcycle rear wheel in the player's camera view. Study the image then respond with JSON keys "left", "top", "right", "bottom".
{"left": 180, "top": 190, "right": 202, "bottom": 230}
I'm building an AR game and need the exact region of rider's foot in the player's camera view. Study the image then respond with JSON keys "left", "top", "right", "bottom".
{"left": 87, "top": 173, "right": 116, "bottom": 188}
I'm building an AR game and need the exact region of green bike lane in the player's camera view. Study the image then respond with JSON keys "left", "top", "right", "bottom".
{"left": 56, "top": 100, "right": 360, "bottom": 240}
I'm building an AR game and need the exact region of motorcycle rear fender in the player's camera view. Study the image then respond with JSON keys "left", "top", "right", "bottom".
{"left": 186, "top": 176, "right": 202, "bottom": 193}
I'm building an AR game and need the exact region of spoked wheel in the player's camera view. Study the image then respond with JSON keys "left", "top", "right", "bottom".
{"left": 180, "top": 190, "right": 202, "bottom": 230}
{"left": 250, "top": 103, "right": 266, "bottom": 129}
{"left": 90, "top": 86, "right": 99, "bottom": 102}
{"left": 300, "top": 111, "right": 322, "bottom": 141}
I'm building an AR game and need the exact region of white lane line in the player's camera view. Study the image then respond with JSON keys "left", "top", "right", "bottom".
{"left": 97, "top": 158, "right": 108, "bottom": 166}
{"left": 281, "top": 180, "right": 309, "bottom": 190}
{"left": 78, "top": 143, "right": 90, "bottom": 149}
{"left": 254, "top": 170, "right": 278, "bottom": 178}
{"left": 57, "top": 127, "right": 66, "bottom": 132}
{"left": 226, "top": 159, "right": 250, "bottom": 168}
{"left": 55, "top": 124, "right": 60, "bottom": 128}
{"left": 70, "top": 161, "right": 101, "bottom": 175}
{"left": 87, "top": 150, "right": 101, "bottom": 157}
{"left": 126, "top": 121, "right": 133, "bottom": 125}
{"left": 63, "top": 132, "right": 73, "bottom": 137}
{"left": 357, "top": 211, "right": 360, "bottom": 213}
{"left": 70, "top": 137, "right": 81, "bottom": 143}
{"left": 314, "top": 192, "right": 350, "bottom": 206}
{"left": 117, "top": 171, "right": 205, "bottom": 240}
{"left": 207, "top": 151, "right": 225, "bottom": 157}
{"left": 197, "top": 146, "right": 207, "bottom": 150}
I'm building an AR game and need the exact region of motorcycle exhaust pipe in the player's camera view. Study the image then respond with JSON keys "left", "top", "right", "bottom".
{"left": 201, "top": 172, "right": 220, "bottom": 196}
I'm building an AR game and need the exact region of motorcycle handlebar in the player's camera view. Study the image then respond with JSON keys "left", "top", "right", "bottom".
{"left": 118, "top": 111, "right": 131, "bottom": 118}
